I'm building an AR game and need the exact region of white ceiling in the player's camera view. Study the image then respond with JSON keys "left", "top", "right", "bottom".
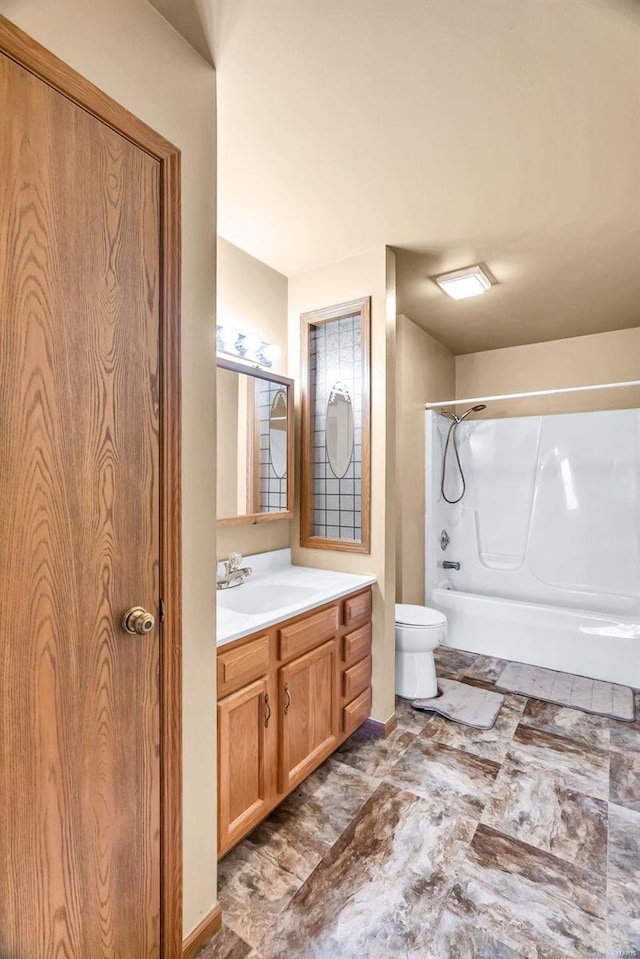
{"left": 153, "top": 0, "right": 640, "bottom": 353}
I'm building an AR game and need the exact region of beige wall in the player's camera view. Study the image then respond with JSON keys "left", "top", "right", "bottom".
{"left": 217, "top": 238, "right": 292, "bottom": 558}
{"left": 396, "top": 315, "right": 455, "bottom": 606}
{"left": 147, "top": 0, "right": 214, "bottom": 64}
{"left": 289, "top": 248, "right": 397, "bottom": 725}
{"left": 1, "top": 0, "right": 218, "bottom": 937}
{"left": 455, "top": 327, "right": 640, "bottom": 417}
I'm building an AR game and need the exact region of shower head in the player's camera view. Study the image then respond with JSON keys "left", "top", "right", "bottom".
{"left": 438, "top": 403, "right": 487, "bottom": 423}
{"left": 457, "top": 403, "right": 488, "bottom": 422}
{"left": 439, "top": 403, "right": 487, "bottom": 504}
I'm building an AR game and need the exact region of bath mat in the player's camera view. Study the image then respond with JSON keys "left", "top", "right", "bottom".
{"left": 412, "top": 678, "right": 505, "bottom": 730}
{"left": 496, "top": 662, "right": 635, "bottom": 722}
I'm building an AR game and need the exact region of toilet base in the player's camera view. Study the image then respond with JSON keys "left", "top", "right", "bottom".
{"left": 395, "top": 649, "right": 438, "bottom": 699}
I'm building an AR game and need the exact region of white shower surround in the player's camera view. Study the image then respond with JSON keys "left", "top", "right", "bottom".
{"left": 426, "top": 408, "right": 640, "bottom": 688}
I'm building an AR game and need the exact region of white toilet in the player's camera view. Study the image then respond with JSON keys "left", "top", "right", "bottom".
{"left": 395, "top": 604, "right": 447, "bottom": 699}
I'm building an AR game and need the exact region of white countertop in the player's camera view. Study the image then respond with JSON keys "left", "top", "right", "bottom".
{"left": 216, "top": 549, "right": 376, "bottom": 647}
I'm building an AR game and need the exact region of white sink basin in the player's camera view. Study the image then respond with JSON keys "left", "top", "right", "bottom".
{"left": 214, "top": 549, "right": 376, "bottom": 646}
{"left": 217, "top": 583, "right": 320, "bottom": 616}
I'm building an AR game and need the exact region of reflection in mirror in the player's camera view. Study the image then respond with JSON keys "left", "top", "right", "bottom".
{"left": 269, "top": 389, "right": 288, "bottom": 479}
{"left": 326, "top": 382, "right": 354, "bottom": 478}
{"left": 216, "top": 359, "right": 293, "bottom": 525}
{"left": 254, "top": 379, "right": 287, "bottom": 513}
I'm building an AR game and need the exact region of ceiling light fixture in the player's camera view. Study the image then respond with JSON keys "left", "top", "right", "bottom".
{"left": 435, "top": 265, "right": 492, "bottom": 300}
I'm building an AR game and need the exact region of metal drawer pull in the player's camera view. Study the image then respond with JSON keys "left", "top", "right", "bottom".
{"left": 284, "top": 683, "right": 291, "bottom": 715}
{"left": 264, "top": 693, "right": 271, "bottom": 728}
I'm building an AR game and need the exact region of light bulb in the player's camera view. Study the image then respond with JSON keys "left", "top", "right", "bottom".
{"left": 219, "top": 323, "right": 239, "bottom": 350}
{"left": 243, "top": 333, "right": 262, "bottom": 358}
{"left": 261, "top": 344, "right": 281, "bottom": 365}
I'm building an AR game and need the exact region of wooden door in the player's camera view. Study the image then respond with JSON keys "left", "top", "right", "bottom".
{"left": 278, "top": 640, "right": 339, "bottom": 793}
{"left": 0, "top": 27, "right": 181, "bottom": 959}
{"left": 218, "top": 678, "right": 272, "bottom": 853}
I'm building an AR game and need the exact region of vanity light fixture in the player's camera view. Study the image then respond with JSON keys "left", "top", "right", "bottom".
{"left": 216, "top": 324, "right": 281, "bottom": 369}
{"left": 435, "top": 265, "right": 492, "bottom": 300}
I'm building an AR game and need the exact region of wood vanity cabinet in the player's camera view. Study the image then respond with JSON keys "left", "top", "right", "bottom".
{"left": 279, "top": 639, "right": 338, "bottom": 794}
{"left": 217, "top": 587, "right": 373, "bottom": 857}
{"left": 217, "top": 677, "right": 273, "bottom": 852}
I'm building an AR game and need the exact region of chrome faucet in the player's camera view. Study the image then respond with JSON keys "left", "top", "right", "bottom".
{"left": 216, "top": 551, "right": 253, "bottom": 590}
{"left": 440, "top": 560, "right": 461, "bottom": 571}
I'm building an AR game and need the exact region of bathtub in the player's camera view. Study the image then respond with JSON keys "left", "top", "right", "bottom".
{"left": 432, "top": 586, "right": 640, "bottom": 688}
{"left": 426, "top": 407, "right": 640, "bottom": 688}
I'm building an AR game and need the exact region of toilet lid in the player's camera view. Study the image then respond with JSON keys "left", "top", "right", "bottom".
{"left": 395, "top": 604, "right": 447, "bottom": 628}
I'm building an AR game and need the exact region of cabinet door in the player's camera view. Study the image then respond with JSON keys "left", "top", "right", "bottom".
{"left": 218, "top": 677, "right": 272, "bottom": 853}
{"left": 279, "top": 640, "right": 338, "bottom": 793}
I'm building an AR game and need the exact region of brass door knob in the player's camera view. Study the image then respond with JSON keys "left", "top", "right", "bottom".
{"left": 122, "top": 606, "right": 156, "bottom": 635}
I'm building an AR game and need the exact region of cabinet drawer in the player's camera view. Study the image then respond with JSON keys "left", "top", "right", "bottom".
{"left": 343, "top": 655, "right": 372, "bottom": 701}
{"left": 342, "top": 623, "right": 371, "bottom": 665}
{"left": 278, "top": 605, "right": 339, "bottom": 662}
{"left": 344, "top": 589, "right": 372, "bottom": 628}
{"left": 218, "top": 635, "right": 270, "bottom": 698}
{"left": 343, "top": 687, "right": 372, "bottom": 736}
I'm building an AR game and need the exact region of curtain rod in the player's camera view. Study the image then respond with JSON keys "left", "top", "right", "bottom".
{"left": 424, "top": 380, "right": 640, "bottom": 409}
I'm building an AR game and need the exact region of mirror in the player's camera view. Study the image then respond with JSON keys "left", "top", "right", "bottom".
{"left": 216, "top": 358, "right": 294, "bottom": 526}
{"left": 326, "top": 382, "right": 354, "bottom": 478}
{"left": 269, "top": 389, "right": 288, "bottom": 478}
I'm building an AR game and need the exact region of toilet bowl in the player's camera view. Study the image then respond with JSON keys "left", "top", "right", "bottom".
{"left": 395, "top": 604, "right": 447, "bottom": 699}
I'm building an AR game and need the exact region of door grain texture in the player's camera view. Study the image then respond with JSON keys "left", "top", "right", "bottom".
{"left": 0, "top": 51, "right": 162, "bottom": 959}
{"left": 278, "top": 640, "right": 339, "bottom": 794}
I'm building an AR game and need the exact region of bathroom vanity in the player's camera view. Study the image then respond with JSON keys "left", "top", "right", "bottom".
{"left": 216, "top": 551, "right": 375, "bottom": 856}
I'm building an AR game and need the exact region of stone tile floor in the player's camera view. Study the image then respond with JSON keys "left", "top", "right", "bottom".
{"left": 199, "top": 648, "right": 640, "bottom": 959}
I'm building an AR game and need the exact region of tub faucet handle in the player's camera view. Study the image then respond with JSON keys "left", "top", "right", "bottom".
{"left": 440, "top": 529, "right": 450, "bottom": 551}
